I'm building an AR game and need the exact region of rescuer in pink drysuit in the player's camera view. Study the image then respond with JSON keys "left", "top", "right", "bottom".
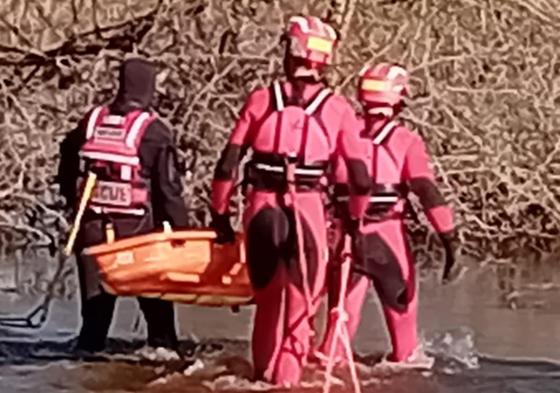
{"left": 209, "top": 16, "right": 371, "bottom": 387}
{"left": 315, "top": 63, "right": 458, "bottom": 367}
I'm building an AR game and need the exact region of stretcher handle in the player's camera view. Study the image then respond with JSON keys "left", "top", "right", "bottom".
{"left": 64, "top": 172, "right": 97, "bottom": 256}
{"left": 162, "top": 221, "right": 189, "bottom": 248}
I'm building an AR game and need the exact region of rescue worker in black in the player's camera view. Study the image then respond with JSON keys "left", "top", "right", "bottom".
{"left": 56, "top": 57, "right": 189, "bottom": 354}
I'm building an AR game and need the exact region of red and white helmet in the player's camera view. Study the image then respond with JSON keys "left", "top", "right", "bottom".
{"left": 286, "top": 15, "right": 338, "bottom": 67}
{"left": 358, "top": 63, "right": 410, "bottom": 107}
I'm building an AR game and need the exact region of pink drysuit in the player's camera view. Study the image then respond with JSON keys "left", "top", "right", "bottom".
{"left": 317, "top": 117, "right": 455, "bottom": 363}
{"left": 211, "top": 80, "right": 371, "bottom": 385}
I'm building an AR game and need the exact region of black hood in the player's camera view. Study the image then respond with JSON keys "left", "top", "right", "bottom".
{"left": 110, "top": 57, "right": 157, "bottom": 115}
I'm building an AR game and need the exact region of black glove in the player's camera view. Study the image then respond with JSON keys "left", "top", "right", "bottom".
{"left": 210, "top": 210, "right": 236, "bottom": 244}
{"left": 439, "top": 231, "right": 457, "bottom": 283}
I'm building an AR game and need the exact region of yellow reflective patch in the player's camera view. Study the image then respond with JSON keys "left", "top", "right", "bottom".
{"left": 307, "top": 36, "right": 333, "bottom": 54}
{"left": 362, "top": 79, "right": 392, "bottom": 92}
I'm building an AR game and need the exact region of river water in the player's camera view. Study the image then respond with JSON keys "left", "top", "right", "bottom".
{"left": 0, "top": 263, "right": 559, "bottom": 393}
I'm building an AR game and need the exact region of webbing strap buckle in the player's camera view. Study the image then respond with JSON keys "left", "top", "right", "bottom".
{"left": 285, "top": 162, "right": 296, "bottom": 185}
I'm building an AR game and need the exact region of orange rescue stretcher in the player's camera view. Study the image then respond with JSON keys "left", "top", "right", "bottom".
{"left": 81, "top": 225, "right": 254, "bottom": 307}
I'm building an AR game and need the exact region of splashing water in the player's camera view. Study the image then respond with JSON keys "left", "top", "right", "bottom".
{"left": 1, "top": 273, "right": 560, "bottom": 392}
{"left": 423, "top": 326, "right": 480, "bottom": 373}
{"left": 202, "top": 375, "right": 276, "bottom": 392}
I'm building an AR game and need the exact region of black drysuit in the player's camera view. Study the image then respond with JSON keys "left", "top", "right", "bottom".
{"left": 57, "top": 58, "right": 189, "bottom": 352}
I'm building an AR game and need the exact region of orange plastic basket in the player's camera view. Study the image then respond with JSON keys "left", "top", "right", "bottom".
{"left": 81, "top": 228, "right": 254, "bottom": 306}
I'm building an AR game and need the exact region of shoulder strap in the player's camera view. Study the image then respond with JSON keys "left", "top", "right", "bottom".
{"left": 372, "top": 120, "right": 398, "bottom": 145}
{"left": 371, "top": 120, "right": 401, "bottom": 181}
{"left": 272, "top": 81, "right": 333, "bottom": 115}
{"left": 85, "top": 106, "right": 105, "bottom": 140}
{"left": 304, "top": 88, "right": 332, "bottom": 116}
{"left": 272, "top": 80, "right": 285, "bottom": 112}
{"left": 297, "top": 88, "right": 334, "bottom": 158}
{"left": 125, "top": 112, "right": 155, "bottom": 148}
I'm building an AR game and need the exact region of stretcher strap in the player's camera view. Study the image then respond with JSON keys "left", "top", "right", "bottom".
{"left": 323, "top": 237, "right": 362, "bottom": 393}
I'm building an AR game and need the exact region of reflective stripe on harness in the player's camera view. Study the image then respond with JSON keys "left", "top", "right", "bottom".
{"left": 245, "top": 152, "right": 328, "bottom": 192}
{"left": 79, "top": 151, "right": 140, "bottom": 166}
{"left": 273, "top": 81, "right": 285, "bottom": 111}
{"left": 86, "top": 106, "right": 104, "bottom": 139}
{"left": 125, "top": 112, "right": 152, "bottom": 148}
{"left": 336, "top": 195, "right": 399, "bottom": 203}
{"left": 254, "top": 162, "right": 325, "bottom": 177}
{"left": 332, "top": 182, "right": 408, "bottom": 221}
{"left": 90, "top": 206, "right": 146, "bottom": 216}
{"left": 372, "top": 120, "right": 398, "bottom": 145}
{"left": 304, "top": 88, "right": 332, "bottom": 115}
{"left": 333, "top": 183, "right": 408, "bottom": 200}
{"left": 272, "top": 80, "right": 332, "bottom": 116}
{"left": 103, "top": 114, "right": 125, "bottom": 126}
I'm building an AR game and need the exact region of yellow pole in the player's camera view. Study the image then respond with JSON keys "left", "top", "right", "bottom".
{"left": 63, "top": 172, "right": 97, "bottom": 256}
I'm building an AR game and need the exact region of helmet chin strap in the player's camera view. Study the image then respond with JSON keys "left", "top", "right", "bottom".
{"left": 363, "top": 106, "right": 395, "bottom": 138}
{"left": 285, "top": 52, "right": 323, "bottom": 82}
{"left": 293, "top": 66, "right": 321, "bottom": 80}
{"left": 367, "top": 106, "right": 394, "bottom": 117}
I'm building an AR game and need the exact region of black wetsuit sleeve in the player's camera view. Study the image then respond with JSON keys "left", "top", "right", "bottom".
{"left": 56, "top": 122, "right": 86, "bottom": 211}
{"left": 141, "top": 119, "right": 189, "bottom": 228}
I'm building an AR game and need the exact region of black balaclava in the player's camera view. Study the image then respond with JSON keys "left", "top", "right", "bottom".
{"left": 110, "top": 57, "right": 157, "bottom": 115}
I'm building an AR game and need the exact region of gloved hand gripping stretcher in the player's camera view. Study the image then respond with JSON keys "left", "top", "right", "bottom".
{"left": 81, "top": 223, "right": 254, "bottom": 307}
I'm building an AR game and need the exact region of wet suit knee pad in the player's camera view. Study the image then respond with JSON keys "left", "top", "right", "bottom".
{"left": 352, "top": 233, "right": 409, "bottom": 312}
{"left": 247, "top": 207, "right": 291, "bottom": 289}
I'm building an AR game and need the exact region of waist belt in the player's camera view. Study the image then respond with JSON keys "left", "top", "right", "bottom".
{"left": 334, "top": 195, "right": 401, "bottom": 204}
{"left": 88, "top": 205, "right": 146, "bottom": 216}
{"left": 244, "top": 156, "right": 328, "bottom": 192}
{"left": 253, "top": 162, "right": 325, "bottom": 177}
{"left": 333, "top": 183, "right": 409, "bottom": 222}
{"left": 333, "top": 183, "right": 408, "bottom": 202}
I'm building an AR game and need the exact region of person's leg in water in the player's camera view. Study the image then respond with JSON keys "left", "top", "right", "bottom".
{"left": 245, "top": 192, "right": 327, "bottom": 386}
{"left": 313, "top": 216, "right": 369, "bottom": 365}
{"left": 314, "top": 268, "right": 369, "bottom": 365}
{"left": 315, "top": 219, "right": 420, "bottom": 365}
{"left": 245, "top": 197, "right": 292, "bottom": 383}
{"left": 75, "top": 252, "right": 118, "bottom": 353}
{"left": 357, "top": 219, "right": 420, "bottom": 363}
{"left": 276, "top": 193, "right": 328, "bottom": 384}
{"left": 376, "top": 221, "right": 419, "bottom": 363}
{"left": 138, "top": 297, "right": 179, "bottom": 350}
